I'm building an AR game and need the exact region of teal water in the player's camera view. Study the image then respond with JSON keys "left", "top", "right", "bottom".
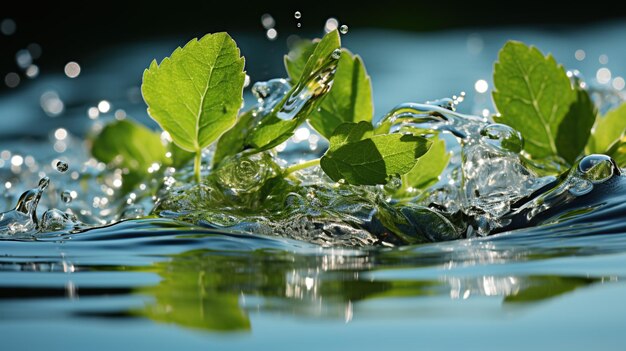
{"left": 2, "top": 22, "right": 626, "bottom": 350}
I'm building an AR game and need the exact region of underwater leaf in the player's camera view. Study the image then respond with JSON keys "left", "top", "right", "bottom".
{"left": 91, "top": 119, "right": 168, "bottom": 192}
{"left": 587, "top": 103, "right": 626, "bottom": 156}
{"left": 321, "top": 129, "right": 431, "bottom": 185}
{"left": 142, "top": 32, "right": 245, "bottom": 154}
{"left": 246, "top": 30, "right": 341, "bottom": 150}
{"left": 493, "top": 41, "right": 575, "bottom": 159}
{"left": 555, "top": 88, "right": 597, "bottom": 164}
{"left": 396, "top": 136, "right": 449, "bottom": 198}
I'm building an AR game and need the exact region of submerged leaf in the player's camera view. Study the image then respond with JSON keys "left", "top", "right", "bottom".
{"left": 142, "top": 32, "right": 246, "bottom": 153}
{"left": 493, "top": 41, "right": 575, "bottom": 159}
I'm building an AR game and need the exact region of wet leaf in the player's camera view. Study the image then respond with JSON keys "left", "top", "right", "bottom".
{"left": 246, "top": 30, "right": 341, "bottom": 150}
{"left": 493, "top": 41, "right": 575, "bottom": 159}
{"left": 396, "top": 136, "right": 449, "bottom": 198}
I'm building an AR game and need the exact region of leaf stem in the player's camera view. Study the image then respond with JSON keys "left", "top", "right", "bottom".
{"left": 194, "top": 151, "right": 202, "bottom": 183}
{"left": 284, "top": 158, "right": 321, "bottom": 175}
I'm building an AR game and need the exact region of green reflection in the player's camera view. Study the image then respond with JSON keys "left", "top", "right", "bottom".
{"left": 134, "top": 248, "right": 608, "bottom": 333}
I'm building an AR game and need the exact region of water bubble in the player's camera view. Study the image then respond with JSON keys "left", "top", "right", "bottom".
{"left": 15, "top": 49, "right": 33, "bottom": 69}
{"left": 294, "top": 11, "right": 301, "bottom": 19}
{"left": 56, "top": 160, "right": 69, "bottom": 173}
{"left": 331, "top": 49, "right": 342, "bottom": 60}
{"left": 25, "top": 65, "right": 39, "bottom": 78}
{"left": 340, "top": 25, "right": 349, "bottom": 34}
{"left": 5, "top": 72, "right": 20, "bottom": 88}
{"left": 64, "top": 62, "right": 81, "bottom": 78}
{"left": 577, "top": 154, "right": 620, "bottom": 183}
{"left": 38, "top": 177, "right": 50, "bottom": 190}
{"left": 1, "top": 19, "right": 16, "bottom": 36}
{"left": 61, "top": 191, "right": 72, "bottom": 203}
{"left": 261, "top": 14, "right": 275, "bottom": 29}
{"left": 266, "top": 28, "right": 278, "bottom": 41}
{"left": 479, "top": 124, "right": 523, "bottom": 153}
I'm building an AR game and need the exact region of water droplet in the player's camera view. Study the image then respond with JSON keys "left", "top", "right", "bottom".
{"left": 38, "top": 177, "right": 50, "bottom": 190}
{"left": 340, "top": 25, "right": 348, "bottom": 34}
{"left": 61, "top": 191, "right": 72, "bottom": 203}
{"left": 297, "top": 23, "right": 301, "bottom": 28}
{"left": 577, "top": 154, "right": 620, "bottom": 183}
{"left": 331, "top": 49, "right": 342, "bottom": 60}
{"left": 56, "top": 160, "right": 69, "bottom": 173}
{"left": 294, "top": 11, "right": 301, "bottom": 19}
{"left": 261, "top": 14, "right": 275, "bottom": 29}
{"left": 479, "top": 124, "right": 523, "bottom": 153}
{"left": 384, "top": 176, "right": 402, "bottom": 192}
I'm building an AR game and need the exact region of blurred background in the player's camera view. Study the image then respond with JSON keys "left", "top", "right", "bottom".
{"left": 2, "top": 0, "right": 626, "bottom": 140}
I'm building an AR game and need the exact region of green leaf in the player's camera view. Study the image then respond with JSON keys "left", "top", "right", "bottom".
{"left": 555, "top": 88, "right": 597, "bottom": 164}
{"left": 91, "top": 119, "right": 168, "bottom": 192}
{"left": 284, "top": 40, "right": 317, "bottom": 80}
{"left": 141, "top": 32, "right": 246, "bottom": 154}
{"left": 321, "top": 123, "right": 431, "bottom": 185}
{"left": 396, "top": 136, "right": 449, "bottom": 198}
{"left": 285, "top": 41, "right": 374, "bottom": 140}
{"left": 169, "top": 143, "right": 195, "bottom": 169}
{"left": 493, "top": 41, "right": 576, "bottom": 159}
{"left": 587, "top": 103, "right": 626, "bottom": 155}
{"left": 327, "top": 121, "right": 374, "bottom": 152}
{"left": 308, "top": 51, "right": 374, "bottom": 139}
{"left": 212, "top": 110, "right": 254, "bottom": 167}
{"left": 246, "top": 30, "right": 341, "bottom": 150}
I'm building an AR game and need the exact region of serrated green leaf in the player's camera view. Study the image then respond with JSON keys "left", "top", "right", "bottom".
{"left": 587, "top": 103, "right": 626, "bottom": 156}
{"left": 141, "top": 32, "right": 245, "bottom": 154}
{"left": 212, "top": 110, "right": 254, "bottom": 167}
{"left": 396, "top": 136, "right": 449, "bottom": 198}
{"left": 493, "top": 41, "right": 575, "bottom": 159}
{"left": 246, "top": 30, "right": 341, "bottom": 150}
{"left": 284, "top": 40, "right": 317, "bottom": 80}
{"left": 320, "top": 131, "right": 431, "bottom": 186}
{"left": 555, "top": 88, "right": 597, "bottom": 164}
{"left": 91, "top": 119, "right": 168, "bottom": 193}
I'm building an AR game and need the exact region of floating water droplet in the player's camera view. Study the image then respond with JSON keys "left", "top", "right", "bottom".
{"left": 61, "top": 191, "right": 72, "bottom": 203}
{"left": 294, "top": 11, "right": 301, "bottom": 19}
{"left": 56, "top": 160, "right": 69, "bottom": 173}
{"left": 340, "top": 25, "right": 348, "bottom": 34}
{"left": 297, "top": 23, "right": 301, "bottom": 28}
{"left": 578, "top": 154, "right": 620, "bottom": 183}
{"left": 38, "top": 177, "right": 50, "bottom": 190}
{"left": 266, "top": 28, "right": 278, "bottom": 41}
{"left": 331, "top": 49, "right": 342, "bottom": 60}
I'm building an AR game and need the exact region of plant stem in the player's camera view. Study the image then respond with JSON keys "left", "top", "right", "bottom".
{"left": 194, "top": 151, "right": 202, "bottom": 183}
{"left": 284, "top": 158, "right": 321, "bottom": 175}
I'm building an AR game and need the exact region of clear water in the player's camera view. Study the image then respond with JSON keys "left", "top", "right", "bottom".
{"left": 2, "top": 22, "right": 626, "bottom": 350}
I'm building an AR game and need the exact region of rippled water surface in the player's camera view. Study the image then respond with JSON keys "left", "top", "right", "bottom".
{"left": 2, "top": 23, "right": 626, "bottom": 350}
